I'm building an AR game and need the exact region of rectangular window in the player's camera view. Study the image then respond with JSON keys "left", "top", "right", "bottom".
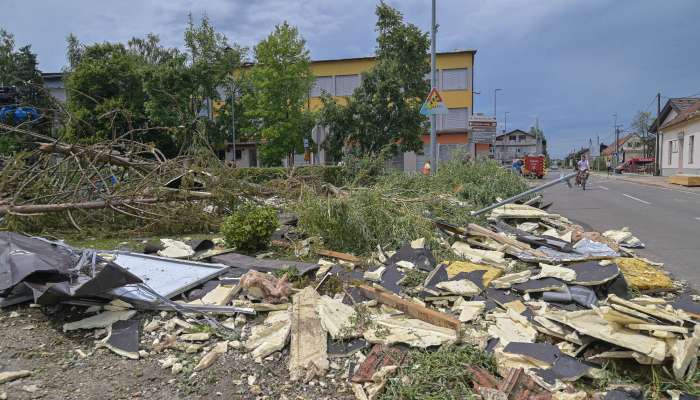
{"left": 440, "top": 68, "right": 468, "bottom": 90}
{"left": 311, "top": 76, "right": 334, "bottom": 97}
{"left": 689, "top": 135, "right": 695, "bottom": 164}
{"left": 519, "top": 135, "right": 527, "bottom": 141}
{"left": 672, "top": 140, "right": 678, "bottom": 153}
{"left": 668, "top": 141, "right": 673, "bottom": 165}
{"left": 440, "top": 108, "right": 469, "bottom": 130}
{"left": 334, "top": 74, "right": 360, "bottom": 96}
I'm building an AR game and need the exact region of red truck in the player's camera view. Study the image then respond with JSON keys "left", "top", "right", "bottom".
{"left": 522, "top": 155, "right": 545, "bottom": 179}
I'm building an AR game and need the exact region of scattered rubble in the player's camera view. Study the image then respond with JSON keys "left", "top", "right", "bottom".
{"left": 1, "top": 172, "right": 698, "bottom": 399}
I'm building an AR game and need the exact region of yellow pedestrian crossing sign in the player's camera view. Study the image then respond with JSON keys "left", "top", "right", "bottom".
{"left": 420, "top": 87, "right": 448, "bottom": 116}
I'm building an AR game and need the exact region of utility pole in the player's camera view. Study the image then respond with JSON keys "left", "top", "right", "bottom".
{"left": 429, "top": 0, "right": 438, "bottom": 173}
{"left": 230, "top": 81, "right": 237, "bottom": 166}
{"left": 655, "top": 92, "right": 661, "bottom": 175}
{"left": 613, "top": 113, "right": 619, "bottom": 168}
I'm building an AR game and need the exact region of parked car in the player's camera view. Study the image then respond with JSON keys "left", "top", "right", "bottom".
{"left": 615, "top": 157, "right": 655, "bottom": 174}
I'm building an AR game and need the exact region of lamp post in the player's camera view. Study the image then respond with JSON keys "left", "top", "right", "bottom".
{"left": 493, "top": 88, "right": 502, "bottom": 118}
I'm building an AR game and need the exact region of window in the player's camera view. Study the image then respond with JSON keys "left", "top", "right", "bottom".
{"left": 440, "top": 68, "right": 468, "bottom": 90}
{"left": 519, "top": 135, "right": 527, "bottom": 141}
{"left": 440, "top": 108, "right": 468, "bottom": 130}
{"left": 668, "top": 141, "right": 673, "bottom": 165}
{"left": 311, "top": 76, "right": 334, "bottom": 97}
{"left": 235, "top": 149, "right": 242, "bottom": 160}
{"left": 671, "top": 140, "right": 678, "bottom": 153}
{"left": 690, "top": 135, "right": 695, "bottom": 164}
{"left": 334, "top": 74, "right": 360, "bottom": 96}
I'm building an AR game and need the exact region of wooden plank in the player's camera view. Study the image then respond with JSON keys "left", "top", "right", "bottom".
{"left": 669, "top": 174, "right": 700, "bottom": 187}
{"left": 289, "top": 287, "right": 328, "bottom": 382}
{"left": 316, "top": 249, "right": 362, "bottom": 264}
{"left": 357, "top": 284, "right": 461, "bottom": 332}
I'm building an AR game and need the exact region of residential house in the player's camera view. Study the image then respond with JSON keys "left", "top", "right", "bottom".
{"left": 229, "top": 50, "right": 477, "bottom": 169}
{"left": 650, "top": 97, "right": 700, "bottom": 176}
{"left": 600, "top": 133, "right": 645, "bottom": 164}
{"left": 565, "top": 148, "right": 590, "bottom": 169}
{"left": 493, "top": 129, "right": 545, "bottom": 165}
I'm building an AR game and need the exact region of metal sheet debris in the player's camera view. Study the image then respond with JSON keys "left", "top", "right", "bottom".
{"left": 107, "top": 252, "right": 229, "bottom": 305}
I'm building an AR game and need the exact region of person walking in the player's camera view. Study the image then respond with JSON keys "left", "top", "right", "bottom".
{"left": 606, "top": 159, "right": 612, "bottom": 175}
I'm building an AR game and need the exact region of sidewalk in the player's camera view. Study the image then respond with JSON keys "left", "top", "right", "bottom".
{"left": 590, "top": 172, "right": 700, "bottom": 192}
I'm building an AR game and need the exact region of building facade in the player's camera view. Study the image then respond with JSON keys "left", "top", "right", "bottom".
{"left": 600, "top": 133, "right": 645, "bottom": 164}
{"left": 292, "top": 50, "right": 477, "bottom": 171}
{"left": 651, "top": 98, "right": 700, "bottom": 176}
{"left": 42, "top": 73, "right": 67, "bottom": 103}
{"left": 493, "top": 129, "right": 542, "bottom": 164}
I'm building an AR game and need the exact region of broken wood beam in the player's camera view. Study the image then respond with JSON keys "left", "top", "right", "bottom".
{"left": 316, "top": 249, "right": 362, "bottom": 264}
{"left": 357, "top": 284, "right": 461, "bottom": 332}
{"left": 467, "top": 223, "right": 547, "bottom": 258}
{"left": 37, "top": 142, "right": 155, "bottom": 172}
{"left": 0, "top": 191, "right": 213, "bottom": 216}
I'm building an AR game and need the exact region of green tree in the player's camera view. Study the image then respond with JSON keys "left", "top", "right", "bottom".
{"left": 0, "top": 29, "right": 53, "bottom": 154}
{"left": 244, "top": 22, "right": 314, "bottom": 166}
{"left": 319, "top": 3, "right": 430, "bottom": 159}
{"left": 142, "top": 15, "right": 244, "bottom": 154}
{"left": 65, "top": 42, "right": 147, "bottom": 142}
{"left": 630, "top": 111, "right": 653, "bottom": 157}
{"left": 64, "top": 16, "right": 244, "bottom": 155}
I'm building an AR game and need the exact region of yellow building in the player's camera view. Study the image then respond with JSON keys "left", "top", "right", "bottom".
{"left": 232, "top": 50, "right": 479, "bottom": 169}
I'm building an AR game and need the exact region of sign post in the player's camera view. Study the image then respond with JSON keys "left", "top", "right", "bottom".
{"left": 420, "top": 88, "right": 448, "bottom": 172}
{"left": 468, "top": 115, "right": 497, "bottom": 159}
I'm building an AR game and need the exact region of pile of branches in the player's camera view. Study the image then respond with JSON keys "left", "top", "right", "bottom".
{"left": 0, "top": 123, "right": 243, "bottom": 234}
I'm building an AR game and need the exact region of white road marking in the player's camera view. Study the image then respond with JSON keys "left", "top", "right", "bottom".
{"left": 622, "top": 193, "right": 652, "bottom": 205}
{"left": 695, "top": 217, "right": 700, "bottom": 221}
{"left": 598, "top": 186, "right": 609, "bottom": 191}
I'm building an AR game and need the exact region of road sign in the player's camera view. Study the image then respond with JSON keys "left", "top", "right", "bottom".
{"left": 303, "top": 138, "right": 310, "bottom": 149}
{"left": 468, "top": 115, "right": 497, "bottom": 144}
{"left": 420, "top": 88, "right": 448, "bottom": 116}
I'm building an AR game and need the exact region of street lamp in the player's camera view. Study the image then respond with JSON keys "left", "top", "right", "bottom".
{"left": 493, "top": 88, "right": 502, "bottom": 118}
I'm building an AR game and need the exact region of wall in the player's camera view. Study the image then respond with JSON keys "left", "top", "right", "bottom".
{"left": 660, "top": 118, "right": 700, "bottom": 175}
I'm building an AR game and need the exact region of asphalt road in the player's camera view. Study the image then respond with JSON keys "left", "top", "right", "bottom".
{"left": 541, "top": 170, "right": 700, "bottom": 288}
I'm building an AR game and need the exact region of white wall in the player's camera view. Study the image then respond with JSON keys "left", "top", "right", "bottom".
{"left": 682, "top": 119, "right": 700, "bottom": 169}
{"left": 661, "top": 118, "right": 700, "bottom": 174}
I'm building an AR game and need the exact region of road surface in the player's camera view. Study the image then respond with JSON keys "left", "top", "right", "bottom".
{"left": 541, "top": 171, "right": 700, "bottom": 288}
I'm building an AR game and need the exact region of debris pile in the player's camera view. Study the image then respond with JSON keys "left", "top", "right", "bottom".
{"left": 1, "top": 174, "right": 699, "bottom": 399}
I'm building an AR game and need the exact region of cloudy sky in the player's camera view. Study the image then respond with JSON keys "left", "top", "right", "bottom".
{"left": 3, "top": 0, "right": 700, "bottom": 157}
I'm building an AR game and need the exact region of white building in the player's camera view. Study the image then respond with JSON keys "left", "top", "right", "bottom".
{"left": 493, "top": 129, "right": 545, "bottom": 164}
{"left": 651, "top": 98, "right": 700, "bottom": 176}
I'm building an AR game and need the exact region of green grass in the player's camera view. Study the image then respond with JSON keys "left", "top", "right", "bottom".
{"left": 580, "top": 360, "right": 700, "bottom": 399}
{"left": 379, "top": 345, "right": 497, "bottom": 400}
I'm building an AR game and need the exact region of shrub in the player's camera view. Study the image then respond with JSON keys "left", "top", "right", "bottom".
{"left": 220, "top": 203, "right": 278, "bottom": 251}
